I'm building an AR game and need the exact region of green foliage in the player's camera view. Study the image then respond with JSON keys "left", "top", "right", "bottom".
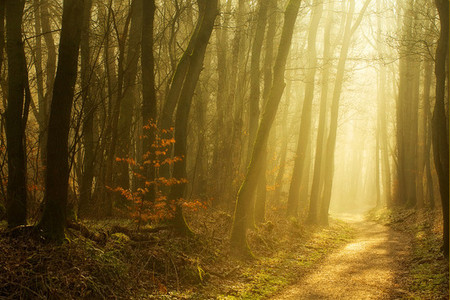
{"left": 213, "top": 220, "right": 354, "bottom": 299}
{"left": 368, "top": 208, "right": 449, "bottom": 299}
{"left": 409, "top": 227, "right": 449, "bottom": 299}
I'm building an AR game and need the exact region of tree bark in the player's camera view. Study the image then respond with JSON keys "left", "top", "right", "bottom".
{"left": 169, "top": 0, "right": 218, "bottom": 235}
{"left": 319, "top": 0, "right": 370, "bottom": 225}
{"left": 39, "top": 0, "right": 84, "bottom": 242}
{"left": 286, "top": 0, "right": 322, "bottom": 217}
{"left": 230, "top": 0, "right": 302, "bottom": 255}
{"left": 432, "top": 0, "right": 449, "bottom": 258}
{"left": 78, "top": 0, "right": 94, "bottom": 219}
{"left": 5, "top": 0, "right": 27, "bottom": 227}
{"left": 141, "top": 0, "right": 157, "bottom": 203}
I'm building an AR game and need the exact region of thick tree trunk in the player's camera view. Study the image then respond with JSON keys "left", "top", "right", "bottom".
{"left": 230, "top": 0, "right": 302, "bottom": 254}
{"left": 432, "top": 0, "right": 449, "bottom": 258}
{"left": 5, "top": 0, "right": 27, "bottom": 227}
{"left": 39, "top": 0, "right": 84, "bottom": 242}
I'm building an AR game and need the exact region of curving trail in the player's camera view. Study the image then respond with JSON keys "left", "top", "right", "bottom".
{"left": 270, "top": 215, "right": 411, "bottom": 300}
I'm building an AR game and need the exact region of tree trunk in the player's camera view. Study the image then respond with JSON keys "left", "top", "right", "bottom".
{"left": 423, "top": 59, "right": 434, "bottom": 208}
{"left": 39, "top": 0, "right": 57, "bottom": 165}
{"left": 272, "top": 71, "right": 291, "bottom": 202}
{"left": 78, "top": 0, "right": 94, "bottom": 219}
{"left": 39, "top": 0, "right": 84, "bottom": 242}
{"left": 230, "top": 0, "right": 302, "bottom": 255}
{"left": 286, "top": 0, "right": 322, "bottom": 217}
{"left": 141, "top": 0, "right": 157, "bottom": 202}
{"left": 319, "top": 0, "right": 370, "bottom": 225}
{"left": 5, "top": 0, "right": 27, "bottom": 227}
{"left": 247, "top": 0, "right": 268, "bottom": 163}
{"left": 169, "top": 0, "right": 218, "bottom": 235}
{"left": 115, "top": 0, "right": 143, "bottom": 196}
{"left": 211, "top": 0, "right": 229, "bottom": 207}
{"left": 249, "top": 0, "right": 269, "bottom": 225}
{"left": 432, "top": 0, "right": 449, "bottom": 258}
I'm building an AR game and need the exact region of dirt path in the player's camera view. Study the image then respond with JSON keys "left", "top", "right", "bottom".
{"left": 269, "top": 215, "right": 411, "bottom": 300}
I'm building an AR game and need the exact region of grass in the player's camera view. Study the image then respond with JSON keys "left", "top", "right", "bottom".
{"left": 0, "top": 210, "right": 355, "bottom": 299}
{"left": 367, "top": 207, "right": 449, "bottom": 299}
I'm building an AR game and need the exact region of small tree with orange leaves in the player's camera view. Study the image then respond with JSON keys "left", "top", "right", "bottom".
{"left": 111, "top": 122, "right": 206, "bottom": 230}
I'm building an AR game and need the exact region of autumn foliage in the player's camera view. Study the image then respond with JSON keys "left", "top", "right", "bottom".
{"left": 110, "top": 122, "right": 206, "bottom": 228}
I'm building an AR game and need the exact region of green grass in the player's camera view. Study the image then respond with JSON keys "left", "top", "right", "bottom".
{"left": 211, "top": 220, "right": 354, "bottom": 300}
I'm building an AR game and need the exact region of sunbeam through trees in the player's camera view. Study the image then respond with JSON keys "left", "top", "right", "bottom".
{"left": 0, "top": 0, "right": 448, "bottom": 298}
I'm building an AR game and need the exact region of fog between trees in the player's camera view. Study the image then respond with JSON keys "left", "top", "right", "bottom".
{"left": 0, "top": 0, "right": 448, "bottom": 259}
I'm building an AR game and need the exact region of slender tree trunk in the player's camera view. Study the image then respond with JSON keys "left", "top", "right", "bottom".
{"left": 116, "top": 0, "right": 143, "bottom": 195}
{"left": 273, "top": 72, "right": 291, "bottom": 202}
{"left": 39, "top": 0, "right": 85, "bottom": 242}
{"left": 432, "top": 0, "right": 449, "bottom": 258}
{"left": 423, "top": 59, "right": 434, "bottom": 208}
{"left": 254, "top": 0, "right": 278, "bottom": 223}
{"left": 0, "top": 0, "right": 5, "bottom": 92}
{"left": 286, "top": 0, "right": 322, "bottom": 217}
{"left": 230, "top": 0, "right": 302, "bottom": 254}
{"left": 78, "top": 0, "right": 94, "bottom": 219}
{"left": 396, "top": 1, "right": 417, "bottom": 207}
{"left": 211, "top": 0, "right": 229, "bottom": 207}
{"left": 141, "top": 0, "right": 157, "bottom": 202}
{"left": 103, "top": 7, "right": 131, "bottom": 216}
{"left": 319, "top": 0, "right": 370, "bottom": 225}
{"left": 307, "top": 0, "right": 333, "bottom": 222}
{"left": 33, "top": 0, "right": 45, "bottom": 143}
{"left": 39, "top": 0, "right": 57, "bottom": 165}
{"left": 158, "top": 1, "right": 206, "bottom": 182}
{"left": 248, "top": 0, "right": 268, "bottom": 163}
{"left": 376, "top": 0, "right": 391, "bottom": 207}
{"left": 5, "top": 0, "right": 27, "bottom": 227}
{"left": 249, "top": 0, "right": 269, "bottom": 224}
{"left": 169, "top": 0, "right": 218, "bottom": 235}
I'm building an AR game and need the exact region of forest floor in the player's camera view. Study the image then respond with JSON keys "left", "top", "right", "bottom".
{"left": 270, "top": 209, "right": 449, "bottom": 300}
{"left": 269, "top": 214, "right": 412, "bottom": 299}
{"left": 0, "top": 208, "right": 448, "bottom": 299}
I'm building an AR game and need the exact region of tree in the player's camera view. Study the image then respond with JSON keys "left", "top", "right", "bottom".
{"left": 307, "top": 0, "right": 334, "bottom": 223}
{"left": 5, "top": 0, "right": 27, "bottom": 227}
{"left": 319, "top": 0, "right": 371, "bottom": 225}
{"left": 168, "top": 0, "right": 218, "bottom": 235}
{"left": 432, "top": 0, "right": 449, "bottom": 258}
{"left": 141, "top": 0, "right": 157, "bottom": 202}
{"left": 38, "top": 0, "right": 85, "bottom": 242}
{"left": 286, "top": 0, "right": 322, "bottom": 218}
{"left": 230, "top": 0, "right": 302, "bottom": 255}
{"left": 78, "top": 0, "right": 94, "bottom": 219}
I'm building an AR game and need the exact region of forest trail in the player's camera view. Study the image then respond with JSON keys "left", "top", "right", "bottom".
{"left": 269, "top": 215, "right": 411, "bottom": 300}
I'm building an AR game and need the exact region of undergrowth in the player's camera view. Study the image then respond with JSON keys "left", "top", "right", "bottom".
{"left": 367, "top": 207, "right": 449, "bottom": 299}
{"left": 0, "top": 211, "right": 354, "bottom": 299}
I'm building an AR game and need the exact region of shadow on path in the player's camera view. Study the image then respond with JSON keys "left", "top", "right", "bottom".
{"left": 269, "top": 214, "right": 411, "bottom": 300}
